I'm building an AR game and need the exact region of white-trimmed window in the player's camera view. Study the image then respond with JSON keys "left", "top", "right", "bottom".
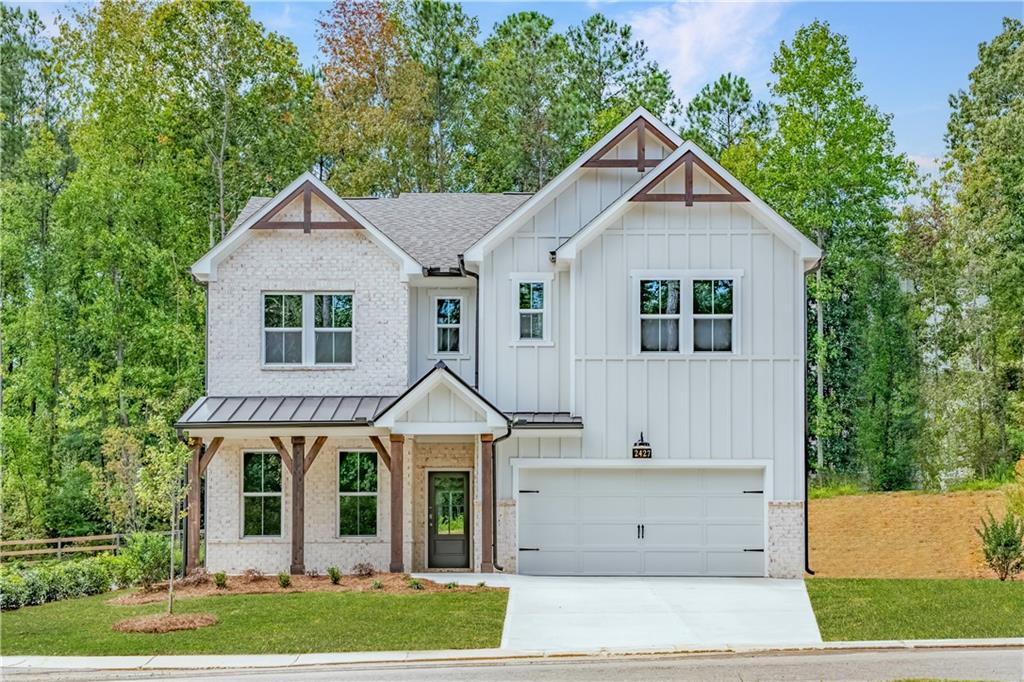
{"left": 263, "top": 293, "right": 303, "bottom": 364}
{"left": 434, "top": 297, "right": 462, "bottom": 354}
{"left": 639, "top": 279, "right": 681, "bottom": 352}
{"left": 242, "top": 451, "right": 282, "bottom": 536}
{"left": 511, "top": 273, "right": 552, "bottom": 343}
{"left": 692, "top": 279, "right": 734, "bottom": 352}
{"left": 314, "top": 293, "right": 353, "bottom": 364}
{"left": 632, "top": 271, "right": 741, "bottom": 354}
{"left": 338, "top": 451, "right": 377, "bottom": 536}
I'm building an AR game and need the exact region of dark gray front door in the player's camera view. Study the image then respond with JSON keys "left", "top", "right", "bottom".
{"left": 428, "top": 471, "right": 470, "bottom": 569}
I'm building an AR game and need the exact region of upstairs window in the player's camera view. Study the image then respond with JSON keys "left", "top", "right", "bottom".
{"left": 263, "top": 294, "right": 303, "bottom": 364}
{"left": 435, "top": 297, "right": 462, "bottom": 354}
{"left": 692, "top": 279, "right": 734, "bottom": 352}
{"left": 243, "top": 452, "right": 282, "bottom": 536}
{"left": 518, "top": 282, "right": 546, "bottom": 340}
{"left": 315, "top": 293, "right": 353, "bottom": 364}
{"left": 338, "top": 452, "right": 378, "bottom": 536}
{"left": 639, "top": 279, "right": 681, "bottom": 352}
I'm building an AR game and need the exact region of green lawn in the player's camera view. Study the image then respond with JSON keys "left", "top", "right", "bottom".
{"left": 807, "top": 578, "right": 1024, "bottom": 641}
{"left": 0, "top": 589, "right": 508, "bottom": 655}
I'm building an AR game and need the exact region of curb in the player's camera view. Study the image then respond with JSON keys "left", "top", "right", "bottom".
{"left": 3, "top": 639, "right": 1022, "bottom": 671}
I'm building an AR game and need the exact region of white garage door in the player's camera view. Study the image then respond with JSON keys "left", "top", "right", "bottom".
{"left": 517, "top": 467, "right": 765, "bottom": 576}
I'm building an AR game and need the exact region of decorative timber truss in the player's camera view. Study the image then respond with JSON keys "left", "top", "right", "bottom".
{"left": 633, "top": 151, "right": 748, "bottom": 207}
{"left": 252, "top": 179, "right": 361, "bottom": 232}
{"left": 581, "top": 116, "right": 679, "bottom": 171}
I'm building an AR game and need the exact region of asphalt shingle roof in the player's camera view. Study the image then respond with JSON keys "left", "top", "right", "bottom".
{"left": 228, "top": 192, "right": 531, "bottom": 269}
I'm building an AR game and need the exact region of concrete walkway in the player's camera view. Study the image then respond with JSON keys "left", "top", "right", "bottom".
{"left": 415, "top": 573, "right": 822, "bottom": 651}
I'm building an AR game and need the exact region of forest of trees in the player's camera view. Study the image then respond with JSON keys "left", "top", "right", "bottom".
{"left": 1, "top": 0, "right": 1021, "bottom": 540}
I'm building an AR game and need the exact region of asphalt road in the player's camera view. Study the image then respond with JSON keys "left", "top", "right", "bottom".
{"left": 6, "top": 648, "right": 1024, "bottom": 682}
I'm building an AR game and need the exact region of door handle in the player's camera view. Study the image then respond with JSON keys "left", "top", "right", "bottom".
{"left": 641, "top": 524, "right": 645, "bottom": 539}
{"left": 637, "top": 524, "right": 641, "bottom": 539}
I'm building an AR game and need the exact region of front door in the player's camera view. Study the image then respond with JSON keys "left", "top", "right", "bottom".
{"left": 428, "top": 471, "right": 470, "bottom": 569}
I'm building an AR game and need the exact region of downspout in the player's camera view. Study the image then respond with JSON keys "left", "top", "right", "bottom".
{"left": 490, "top": 419, "right": 516, "bottom": 572}
{"left": 804, "top": 260, "right": 821, "bottom": 576}
{"left": 457, "top": 255, "right": 480, "bottom": 389}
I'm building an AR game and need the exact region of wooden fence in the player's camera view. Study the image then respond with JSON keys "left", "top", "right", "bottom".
{"left": 0, "top": 534, "right": 122, "bottom": 562}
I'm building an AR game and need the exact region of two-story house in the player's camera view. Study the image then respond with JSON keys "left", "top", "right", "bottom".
{"left": 176, "top": 108, "right": 821, "bottom": 579}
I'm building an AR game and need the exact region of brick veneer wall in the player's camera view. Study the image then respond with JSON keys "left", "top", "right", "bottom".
{"left": 207, "top": 230, "right": 408, "bottom": 396}
{"left": 409, "top": 441, "right": 479, "bottom": 572}
{"left": 767, "top": 500, "right": 805, "bottom": 578}
{"left": 205, "top": 437, "right": 411, "bottom": 575}
{"left": 495, "top": 499, "right": 517, "bottom": 572}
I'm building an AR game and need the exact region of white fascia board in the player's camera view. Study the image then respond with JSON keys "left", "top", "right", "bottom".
{"left": 462, "top": 107, "right": 682, "bottom": 263}
{"left": 191, "top": 172, "right": 421, "bottom": 282}
{"left": 554, "top": 142, "right": 823, "bottom": 267}
{"left": 373, "top": 369, "right": 506, "bottom": 429}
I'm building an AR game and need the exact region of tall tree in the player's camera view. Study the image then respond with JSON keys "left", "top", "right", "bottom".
{"left": 747, "top": 21, "right": 916, "bottom": 474}
{"left": 316, "top": 0, "right": 430, "bottom": 196}
{"left": 403, "top": 0, "right": 479, "bottom": 192}
{"left": 683, "top": 73, "right": 768, "bottom": 159}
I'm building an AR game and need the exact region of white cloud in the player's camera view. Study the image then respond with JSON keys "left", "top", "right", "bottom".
{"left": 908, "top": 153, "right": 940, "bottom": 174}
{"left": 622, "top": 1, "right": 785, "bottom": 104}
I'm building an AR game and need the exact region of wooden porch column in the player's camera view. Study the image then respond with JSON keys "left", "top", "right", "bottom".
{"left": 186, "top": 438, "right": 202, "bottom": 575}
{"left": 480, "top": 433, "right": 495, "bottom": 573}
{"left": 389, "top": 434, "right": 405, "bottom": 573}
{"left": 290, "top": 436, "right": 306, "bottom": 575}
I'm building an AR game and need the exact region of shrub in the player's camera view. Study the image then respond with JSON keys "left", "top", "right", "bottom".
{"left": 371, "top": 580, "right": 383, "bottom": 590}
{"left": 305, "top": 568, "right": 320, "bottom": 578}
{"left": 476, "top": 581, "right": 486, "bottom": 588}
{"left": 214, "top": 572, "right": 228, "bottom": 589}
{"left": 0, "top": 556, "right": 117, "bottom": 611}
{"left": 0, "top": 571, "right": 27, "bottom": 611}
{"left": 407, "top": 578, "right": 423, "bottom": 590}
{"left": 278, "top": 572, "right": 291, "bottom": 588}
{"left": 351, "top": 562, "right": 375, "bottom": 577}
{"left": 327, "top": 566, "right": 341, "bottom": 585}
{"left": 178, "top": 567, "right": 210, "bottom": 588}
{"left": 445, "top": 581, "right": 457, "bottom": 590}
{"left": 120, "top": 532, "right": 169, "bottom": 590}
{"left": 977, "top": 511, "right": 1024, "bottom": 581}
{"left": 242, "top": 568, "right": 264, "bottom": 583}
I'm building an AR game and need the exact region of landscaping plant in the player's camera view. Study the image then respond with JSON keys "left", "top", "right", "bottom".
{"left": 278, "top": 572, "right": 291, "bottom": 588}
{"left": 371, "top": 580, "right": 383, "bottom": 590}
{"left": 120, "top": 532, "right": 169, "bottom": 590}
{"left": 214, "top": 572, "right": 228, "bottom": 589}
{"left": 351, "top": 562, "right": 375, "bottom": 577}
{"left": 408, "top": 578, "right": 423, "bottom": 590}
{"left": 0, "top": 556, "right": 118, "bottom": 611}
{"left": 976, "top": 511, "right": 1024, "bottom": 581}
{"left": 327, "top": 566, "right": 341, "bottom": 585}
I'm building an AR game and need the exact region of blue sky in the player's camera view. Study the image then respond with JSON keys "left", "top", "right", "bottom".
{"left": 23, "top": 1, "right": 1022, "bottom": 171}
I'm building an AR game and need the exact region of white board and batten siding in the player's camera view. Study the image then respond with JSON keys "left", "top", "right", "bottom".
{"left": 408, "top": 286, "right": 476, "bottom": 385}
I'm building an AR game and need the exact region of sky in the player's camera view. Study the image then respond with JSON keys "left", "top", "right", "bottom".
{"left": 21, "top": 1, "right": 1023, "bottom": 173}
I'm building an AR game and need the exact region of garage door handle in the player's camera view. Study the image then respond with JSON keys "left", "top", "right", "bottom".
{"left": 742, "top": 490, "right": 763, "bottom": 494}
{"left": 519, "top": 547, "right": 540, "bottom": 552}
{"left": 641, "top": 524, "right": 645, "bottom": 539}
{"left": 519, "top": 489, "right": 540, "bottom": 494}
{"left": 743, "top": 548, "right": 764, "bottom": 552}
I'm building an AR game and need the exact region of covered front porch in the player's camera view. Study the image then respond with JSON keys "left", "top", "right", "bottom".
{"left": 175, "top": 364, "right": 507, "bottom": 576}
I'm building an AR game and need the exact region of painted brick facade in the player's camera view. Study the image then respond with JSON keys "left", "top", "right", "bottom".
{"left": 207, "top": 230, "right": 408, "bottom": 397}
{"left": 767, "top": 500, "right": 805, "bottom": 578}
{"left": 409, "top": 441, "right": 480, "bottom": 572}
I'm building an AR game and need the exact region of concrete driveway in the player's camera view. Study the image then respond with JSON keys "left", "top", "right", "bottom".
{"left": 415, "top": 574, "right": 822, "bottom": 652}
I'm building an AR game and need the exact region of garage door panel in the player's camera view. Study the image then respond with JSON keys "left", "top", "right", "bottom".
{"left": 707, "top": 550, "right": 764, "bottom": 576}
{"left": 643, "top": 495, "right": 704, "bottom": 519}
{"left": 706, "top": 495, "right": 763, "bottom": 519}
{"left": 641, "top": 522, "right": 703, "bottom": 546}
{"left": 517, "top": 466, "right": 766, "bottom": 576}
{"left": 581, "top": 550, "right": 642, "bottom": 575}
{"left": 519, "top": 495, "right": 576, "bottom": 523}
{"left": 706, "top": 522, "right": 763, "bottom": 546}
{"left": 642, "top": 551, "right": 705, "bottom": 575}
{"left": 580, "top": 494, "right": 640, "bottom": 519}
{"left": 519, "top": 522, "right": 577, "bottom": 547}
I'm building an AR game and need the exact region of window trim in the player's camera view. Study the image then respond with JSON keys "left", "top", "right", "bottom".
{"left": 336, "top": 450, "right": 380, "bottom": 539}
{"left": 432, "top": 295, "right": 465, "bottom": 356}
{"left": 262, "top": 292, "right": 304, "bottom": 366}
{"left": 260, "top": 291, "right": 356, "bottom": 370}
{"left": 312, "top": 292, "right": 355, "bottom": 367}
{"left": 630, "top": 270, "right": 743, "bottom": 355}
{"left": 240, "top": 450, "right": 284, "bottom": 539}
{"left": 510, "top": 272, "right": 554, "bottom": 346}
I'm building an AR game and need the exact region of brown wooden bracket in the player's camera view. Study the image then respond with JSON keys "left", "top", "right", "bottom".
{"left": 582, "top": 116, "right": 678, "bottom": 170}
{"left": 269, "top": 436, "right": 294, "bottom": 475}
{"left": 632, "top": 151, "right": 747, "bottom": 205}
{"left": 368, "top": 435, "right": 391, "bottom": 471}
{"left": 198, "top": 437, "right": 224, "bottom": 476}
{"left": 303, "top": 436, "right": 328, "bottom": 475}
{"left": 251, "top": 180, "right": 361, "bottom": 232}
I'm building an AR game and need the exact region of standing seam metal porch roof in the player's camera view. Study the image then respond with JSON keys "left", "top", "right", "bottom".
{"left": 175, "top": 395, "right": 397, "bottom": 428}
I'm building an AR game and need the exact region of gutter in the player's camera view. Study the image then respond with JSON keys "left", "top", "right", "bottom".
{"left": 457, "top": 255, "right": 481, "bottom": 389}
{"left": 803, "top": 258, "right": 821, "bottom": 576}
{"left": 490, "top": 419, "right": 517, "bottom": 572}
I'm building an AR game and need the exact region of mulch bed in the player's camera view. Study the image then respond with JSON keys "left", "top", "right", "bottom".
{"left": 112, "top": 613, "right": 218, "bottom": 633}
{"left": 809, "top": 489, "right": 1006, "bottom": 579}
{"left": 108, "top": 573, "right": 499, "bottom": 606}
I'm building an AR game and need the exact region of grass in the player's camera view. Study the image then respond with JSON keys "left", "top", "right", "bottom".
{"left": 809, "top": 481, "right": 866, "bottom": 499}
{"left": 806, "top": 578, "right": 1024, "bottom": 641}
{"left": 0, "top": 589, "right": 508, "bottom": 656}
